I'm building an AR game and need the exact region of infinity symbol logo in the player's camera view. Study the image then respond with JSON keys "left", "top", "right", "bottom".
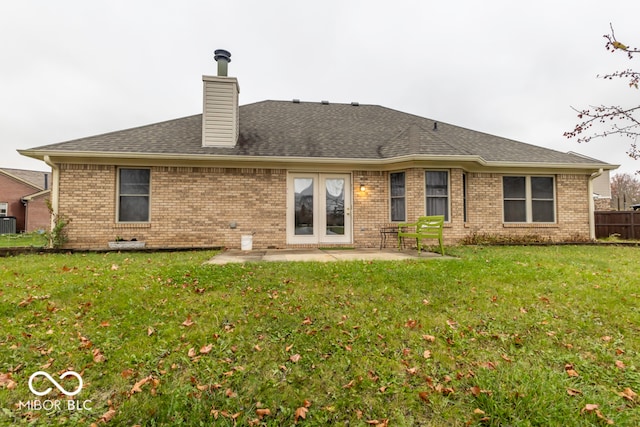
{"left": 28, "top": 371, "right": 83, "bottom": 397}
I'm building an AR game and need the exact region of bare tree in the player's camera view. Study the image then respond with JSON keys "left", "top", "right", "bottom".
{"left": 565, "top": 24, "right": 640, "bottom": 159}
{"left": 611, "top": 173, "right": 640, "bottom": 210}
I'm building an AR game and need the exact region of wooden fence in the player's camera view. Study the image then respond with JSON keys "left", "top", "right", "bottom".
{"left": 595, "top": 211, "right": 640, "bottom": 239}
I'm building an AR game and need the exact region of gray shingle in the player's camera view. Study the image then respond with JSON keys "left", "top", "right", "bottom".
{"left": 24, "top": 100, "right": 610, "bottom": 166}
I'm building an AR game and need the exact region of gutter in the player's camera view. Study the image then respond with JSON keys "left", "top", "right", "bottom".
{"left": 588, "top": 168, "right": 604, "bottom": 240}
{"left": 19, "top": 149, "right": 620, "bottom": 172}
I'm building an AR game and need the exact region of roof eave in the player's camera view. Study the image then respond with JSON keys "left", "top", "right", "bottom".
{"left": 18, "top": 149, "right": 618, "bottom": 172}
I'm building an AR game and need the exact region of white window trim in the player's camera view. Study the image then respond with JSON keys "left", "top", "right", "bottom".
{"left": 116, "top": 168, "right": 151, "bottom": 223}
{"left": 0, "top": 202, "right": 7, "bottom": 216}
{"left": 389, "top": 171, "right": 407, "bottom": 222}
{"left": 425, "top": 170, "right": 450, "bottom": 222}
{"left": 503, "top": 175, "right": 556, "bottom": 223}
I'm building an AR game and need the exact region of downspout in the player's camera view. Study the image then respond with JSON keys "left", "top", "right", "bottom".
{"left": 43, "top": 156, "right": 59, "bottom": 245}
{"left": 588, "top": 168, "right": 604, "bottom": 240}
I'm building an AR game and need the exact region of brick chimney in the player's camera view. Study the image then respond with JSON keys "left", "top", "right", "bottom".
{"left": 202, "top": 49, "right": 240, "bottom": 147}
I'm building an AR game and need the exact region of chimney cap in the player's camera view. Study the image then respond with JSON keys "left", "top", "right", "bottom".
{"left": 214, "top": 49, "right": 231, "bottom": 63}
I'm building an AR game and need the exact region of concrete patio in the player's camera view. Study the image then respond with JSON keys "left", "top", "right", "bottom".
{"left": 206, "top": 248, "right": 450, "bottom": 264}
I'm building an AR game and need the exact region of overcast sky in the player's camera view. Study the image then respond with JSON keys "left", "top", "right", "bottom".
{"left": 2, "top": 1, "right": 640, "bottom": 175}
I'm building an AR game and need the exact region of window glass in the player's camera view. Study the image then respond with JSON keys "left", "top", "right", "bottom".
{"left": 503, "top": 176, "right": 555, "bottom": 223}
{"left": 426, "top": 171, "right": 449, "bottom": 220}
{"left": 0, "top": 202, "right": 7, "bottom": 216}
{"left": 118, "top": 169, "right": 150, "bottom": 222}
{"left": 531, "top": 177, "right": 554, "bottom": 199}
{"left": 503, "top": 176, "right": 526, "bottom": 199}
{"left": 504, "top": 200, "right": 527, "bottom": 222}
{"left": 462, "top": 173, "right": 468, "bottom": 223}
{"left": 390, "top": 172, "right": 406, "bottom": 221}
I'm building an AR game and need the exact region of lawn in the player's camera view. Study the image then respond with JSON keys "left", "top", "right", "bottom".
{"left": 0, "top": 246, "right": 639, "bottom": 426}
{"left": 0, "top": 233, "right": 46, "bottom": 248}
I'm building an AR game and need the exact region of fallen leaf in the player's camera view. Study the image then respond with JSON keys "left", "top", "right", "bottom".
{"left": 474, "top": 408, "right": 486, "bottom": 415}
{"left": 256, "top": 408, "right": 271, "bottom": 419}
{"left": 289, "top": 354, "right": 302, "bottom": 363}
{"left": 182, "top": 316, "right": 195, "bottom": 327}
{"left": 343, "top": 380, "right": 355, "bottom": 389}
{"left": 294, "top": 406, "right": 308, "bottom": 423}
{"left": 446, "top": 319, "right": 458, "bottom": 329}
{"left": 619, "top": 387, "right": 638, "bottom": 401}
{"left": 615, "top": 360, "right": 625, "bottom": 369}
{"left": 285, "top": 344, "right": 294, "bottom": 352}
{"left": 121, "top": 369, "right": 134, "bottom": 379}
{"left": 18, "top": 296, "right": 34, "bottom": 307}
{"left": 0, "top": 373, "right": 16, "bottom": 390}
{"left": 422, "top": 334, "right": 436, "bottom": 342}
{"left": 147, "top": 327, "right": 154, "bottom": 336}
{"left": 601, "top": 336, "right": 613, "bottom": 342}
{"left": 187, "top": 347, "right": 197, "bottom": 358}
{"left": 254, "top": 344, "right": 262, "bottom": 351}
{"left": 41, "top": 358, "right": 54, "bottom": 369}
{"left": 302, "top": 316, "right": 313, "bottom": 325}
{"left": 200, "top": 344, "right": 213, "bottom": 354}
{"left": 99, "top": 321, "right": 110, "bottom": 327}
{"left": 582, "top": 403, "right": 599, "bottom": 413}
{"left": 423, "top": 350, "right": 432, "bottom": 359}
{"left": 93, "top": 348, "right": 106, "bottom": 363}
{"left": 130, "top": 375, "right": 153, "bottom": 394}
{"left": 500, "top": 354, "right": 512, "bottom": 363}
{"left": 99, "top": 408, "right": 117, "bottom": 423}
{"left": 567, "top": 388, "right": 582, "bottom": 396}
{"left": 418, "top": 391, "right": 429, "bottom": 403}
{"left": 110, "top": 264, "right": 119, "bottom": 271}
{"left": 405, "top": 319, "right": 418, "bottom": 329}
{"left": 566, "top": 369, "right": 579, "bottom": 377}
{"left": 225, "top": 388, "right": 237, "bottom": 398}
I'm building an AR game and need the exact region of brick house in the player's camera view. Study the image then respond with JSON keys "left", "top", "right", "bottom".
{"left": 0, "top": 168, "right": 51, "bottom": 233}
{"left": 19, "top": 52, "right": 617, "bottom": 250}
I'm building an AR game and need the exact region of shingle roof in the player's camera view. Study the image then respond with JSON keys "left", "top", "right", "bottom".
{"left": 22, "top": 100, "right": 611, "bottom": 167}
{"left": 0, "top": 168, "right": 51, "bottom": 190}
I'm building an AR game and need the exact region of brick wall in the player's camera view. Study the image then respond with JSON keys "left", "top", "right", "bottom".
{"left": 58, "top": 164, "right": 286, "bottom": 249}
{"left": 25, "top": 194, "right": 51, "bottom": 232}
{"left": 0, "top": 175, "right": 36, "bottom": 232}
{"left": 57, "top": 164, "right": 593, "bottom": 249}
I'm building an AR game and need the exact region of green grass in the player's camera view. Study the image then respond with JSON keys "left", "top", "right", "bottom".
{"left": 0, "top": 233, "right": 46, "bottom": 248}
{"left": 0, "top": 246, "right": 639, "bottom": 426}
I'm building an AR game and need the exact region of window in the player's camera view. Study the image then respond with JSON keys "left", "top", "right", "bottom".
{"left": 118, "top": 168, "right": 150, "bottom": 222}
{"left": 0, "top": 202, "right": 7, "bottom": 216}
{"left": 425, "top": 171, "right": 449, "bottom": 221}
{"left": 503, "top": 176, "right": 555, "bottom": 223}
{"left": 462, "top": 173, "right": 468, "bottom": 223}
{"left": 390, "top": 172, "right": 406, "bottom": 221}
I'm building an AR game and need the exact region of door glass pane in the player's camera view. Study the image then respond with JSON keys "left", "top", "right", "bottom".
{"left": 294, "top": 178, "right": 314, "bottom": 235}
{"left": 325, "top": 178, "right": 345, "bottom": 235}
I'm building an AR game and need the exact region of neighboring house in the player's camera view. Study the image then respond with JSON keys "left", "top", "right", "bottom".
{"left": 568, "top": 152, "right": 613, "bottom": 211}
{"left": 0, "top": 168, "right": 51, "bottom": 233}
{"left": 592, "top": 170, "right": 613, "bottom": 211}
{"left": 19, "top": 52, "right": 618, "bottom": 250}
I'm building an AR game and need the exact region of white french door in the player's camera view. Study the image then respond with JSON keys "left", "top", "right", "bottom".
{"left": 287, "top": 173, "right": 352, "bottom": 245}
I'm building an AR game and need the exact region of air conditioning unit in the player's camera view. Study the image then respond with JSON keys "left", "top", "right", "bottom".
{"left": 0, "top": 216, "right": 17, "bottom": 234}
